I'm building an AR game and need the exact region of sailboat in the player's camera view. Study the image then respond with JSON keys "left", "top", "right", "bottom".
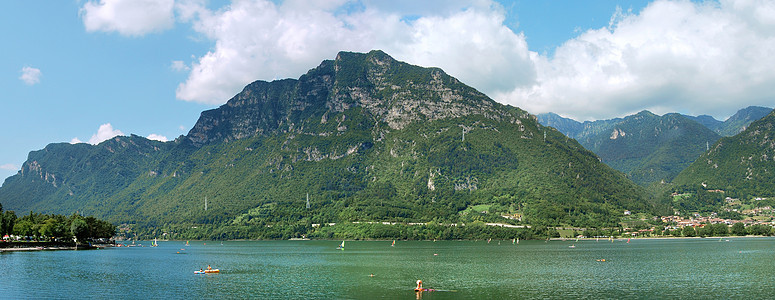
{"left": 391, "top": 240, "right": 395, "bottom": 247}
{"left": 337, "top": 241, "right": 345, "bottom": 250}
{"left": 151, "top": 238, "right": 158, "bottom": 247}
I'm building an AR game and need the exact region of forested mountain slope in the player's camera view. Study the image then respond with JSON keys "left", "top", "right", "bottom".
{"left": 0, "top": 51, "right": 653, "bottom": 231}
{"left": 673, "top": 109, "right": 775, "bottom": 197}
{"left": 538, "top": 111, "right": 721, "bottom": 185}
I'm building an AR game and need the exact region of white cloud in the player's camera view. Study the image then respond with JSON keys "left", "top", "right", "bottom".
{"left": 501, "top": 0, "right": 775, "bottom": 120}
{"left": 170, "top": 60, "right": 190, "bottom": 72}
{"left": 70, "top": 138, "right": 84, "bottom": 144}
{"left": 173, "top": 0, "right": 534, "bottom": 104}
{"left": 84, "top": 0, "right": 775, "bottom": 120}
{"left": 80, "top": 0, "right": 175, "bottom": 36}
{"left": 88, "top": 123, "right": 125, "bottom": 145}
{"left": 19, "top": 66, "right": 42, "bottom": 85}
{"left": 147, "top": 134, "right": 169, "bottom": 142}
{"left": 0, "top": 164, "right": 18, "bottom": 171}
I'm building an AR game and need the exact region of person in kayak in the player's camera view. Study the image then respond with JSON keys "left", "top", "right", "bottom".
{"left": 207, "top": 265, "right": 212, "bottom": 270}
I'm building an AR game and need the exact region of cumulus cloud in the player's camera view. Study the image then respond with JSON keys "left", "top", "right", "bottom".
{"left": 174, "top": 0, "right": 534, "bottom": 104}
{"left": 80, "top": 0, "right": 175, "bottom": 36}
{"left": 84, "top": 0, "right": 775, "bottom": 120}
{"left": 70, "top": 138, "right": 84, "bottom": 144}
{"left": 502, "top": 0, "right": 775, "bottom": 120}
{"left": 88, "top": 123, "right": 125, "bottom": 145}
{"left": 19, "top": 66, "right": 42, "bottom": 85}
{"left": 147, "top": 134, "right": 169, "bottom": 142}
{"left": 0, "top": 164, "right": 18, "bottom": 171}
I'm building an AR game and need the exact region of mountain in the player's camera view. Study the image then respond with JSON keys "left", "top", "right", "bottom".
{"left": 683, "top": 114, "right": 723, "bottom": 131}
{"left": 714, "top": 106, "right": 773, "bottom": 137}
{"left": 537, "top": 111, "right": 722, "bottom": 186}
{"left": 673, "top": 108, "right": 775, "bottom": 197}
{"left": 681, "top": 106, "right": 772, "bottom": 137}
{"left": 0, "top": 50, "right": 652, "bottom": 233}
{"left": 535, "top": 113, "right": 586, "bottom": 138}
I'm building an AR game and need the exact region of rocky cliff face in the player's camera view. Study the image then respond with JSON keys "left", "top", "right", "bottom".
{"left": 187, "top": 50, "right": 515, "bottom": 147}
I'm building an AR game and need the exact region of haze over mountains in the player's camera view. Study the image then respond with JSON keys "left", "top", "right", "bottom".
{"left": 0, "top": 51, "right": 652, "bottom": 231}
{"left": 537, "top": 106, "right": 772, "bottom": 186}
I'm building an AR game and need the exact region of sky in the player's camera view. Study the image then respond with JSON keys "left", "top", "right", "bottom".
{"left": 2, "top": 0, "right": 774, "bottom": 183}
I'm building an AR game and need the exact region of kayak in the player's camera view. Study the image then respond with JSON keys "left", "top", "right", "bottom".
{"left": 194, "top": 269, "right": 220, "bottom": 274}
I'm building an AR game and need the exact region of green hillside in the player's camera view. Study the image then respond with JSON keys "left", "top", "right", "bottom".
{"left": 0, "top": 51, "right": 654, "bottom": 238}
{"left": 673, "top": 108, "right": 775, "bottom": 198}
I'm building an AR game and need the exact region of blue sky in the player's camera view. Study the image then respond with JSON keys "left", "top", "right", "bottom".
{"left": 2, "top": 0, "right": 773, "bottom": 183}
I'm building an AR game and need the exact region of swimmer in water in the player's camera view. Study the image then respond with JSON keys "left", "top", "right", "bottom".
{"left": 415, "top": 280, "right": 423, "bottom": 291}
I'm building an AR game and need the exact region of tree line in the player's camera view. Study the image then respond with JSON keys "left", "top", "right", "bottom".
{"left": 0, "top": 203, "right": 115, "bottom": 243}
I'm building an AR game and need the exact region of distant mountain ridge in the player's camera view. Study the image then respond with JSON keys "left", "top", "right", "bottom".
{"left": 539, "top": 106, "right": 771, "bottom": 141}
{"left": 0, "top": 50, "right": 653, "bottom": 233}
{"left": 537, "top": 106, "right": 772, "bottom": 186}
{"left": 707, "top": 106, "right": 773, "bottom": 137}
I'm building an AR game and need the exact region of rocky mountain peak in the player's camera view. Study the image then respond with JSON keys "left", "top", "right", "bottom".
{"left": 186, "top": 50, "right": 515, "bottom": 146}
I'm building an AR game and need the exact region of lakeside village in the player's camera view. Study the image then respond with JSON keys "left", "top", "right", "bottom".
{"left": 615, "top": 194, "right": 775, "bottom": 238}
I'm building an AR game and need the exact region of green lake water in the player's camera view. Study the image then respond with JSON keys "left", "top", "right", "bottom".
{"left": 2, "top": 238, "right": 774, "bottom": 299}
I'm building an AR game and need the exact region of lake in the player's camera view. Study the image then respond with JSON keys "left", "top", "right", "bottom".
{"left": 2, "top": 238, "right": 774, "bottom": 299}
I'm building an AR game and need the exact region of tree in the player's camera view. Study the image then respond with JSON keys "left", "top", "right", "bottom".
{"left": 85, "top": 216, "right": 116, "bottom": 239}
{"left": 711, "top": 223, "right": 729, "bottom": 236}
{"left": 682, "top": 226, "right": 696, "bottom": 237}
{"left": 14, "top": 220, "right": 36, "bottom": 238}
{"left": 70, "top": 216, "right": 89, "bottom": 242}
{"left": 731, "top": 222, "right": 746, "bottom": 236}
{"left": 696, "top": 225, "right": 711, "bottom": 237}
{"left": 40, "top": 215, "right": 70, "bottom": 240}
{"left": 1, "top": 210, "right": 17, "bottom": 236}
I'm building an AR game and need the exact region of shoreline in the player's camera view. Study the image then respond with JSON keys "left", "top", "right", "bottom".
{"left": 116, "top": 235, "right": 773, "bottom": 243}
{"left": 1, "top": 243, "right": 111, "bottom": 252}
{"left": 553, "top": 235, "right": 770, "bottom": 241}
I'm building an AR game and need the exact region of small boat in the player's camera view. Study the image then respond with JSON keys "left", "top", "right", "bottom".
{"left": 195, "top": 269, "right": 220, "bottom": 274}
{"left": 569, "top": 244, "right": 576, "bottom": 248}
{"left": 391, "top": 240, "right": 395, "bottom": 247}
{"left": 337, "top": 241, "right": 345, "bottom": 250}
